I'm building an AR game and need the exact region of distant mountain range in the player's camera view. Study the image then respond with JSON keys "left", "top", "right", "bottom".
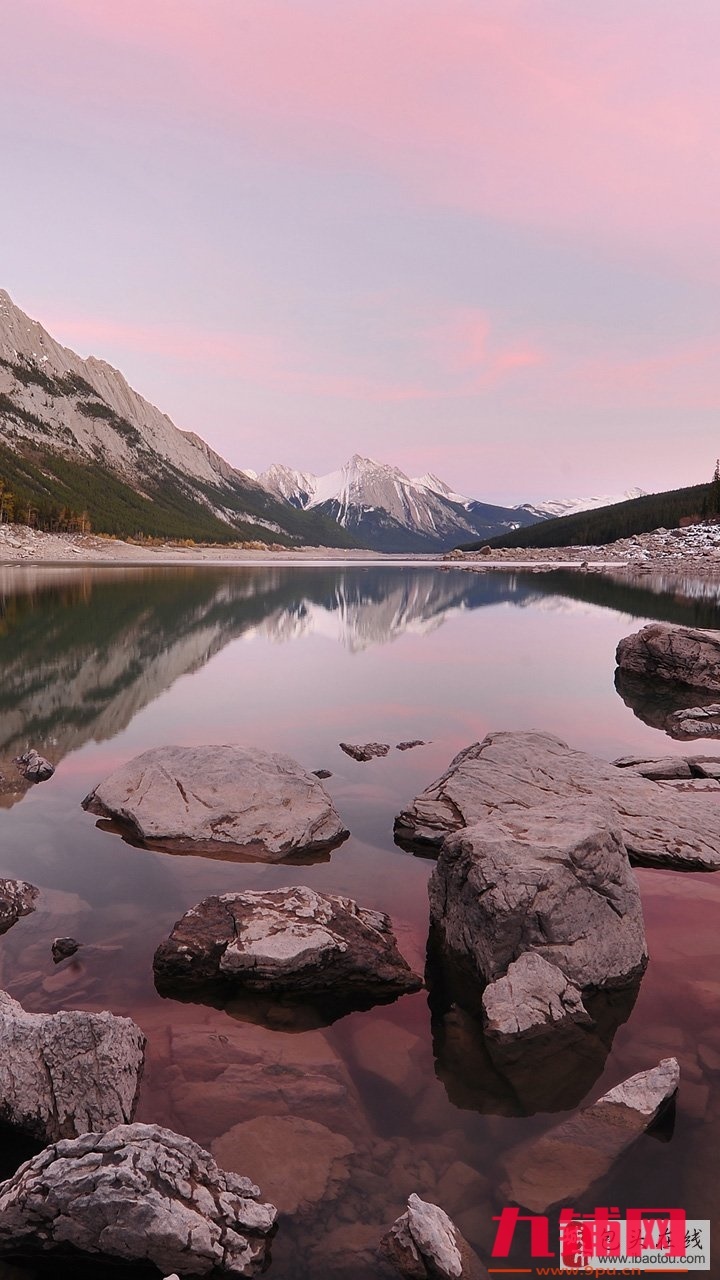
{"left": 0, "top": 289, "right": 644, "bottom": 552}
{"left": 247, "top": 456, "right": 646, "bottom": 552}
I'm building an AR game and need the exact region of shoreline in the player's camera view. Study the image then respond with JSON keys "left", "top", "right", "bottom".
{"left": 2, "top": 521, "right": 720, "bottom": 576}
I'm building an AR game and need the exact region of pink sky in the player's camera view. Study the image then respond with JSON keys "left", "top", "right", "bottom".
{"left": 2, "top": 0, "right": 719, "bottom": 500}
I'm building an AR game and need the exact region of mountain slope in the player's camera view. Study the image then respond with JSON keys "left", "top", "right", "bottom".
{"left": 257, "top": 454, "right": 540, "bottom": 552}
{"left": 0, "top": 291, "right": 357, "bottom": 546}
{"left": 520, "top": 488, "right": 647, "bottom": 519}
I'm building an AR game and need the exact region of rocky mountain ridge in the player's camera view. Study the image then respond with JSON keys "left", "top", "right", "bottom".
{"left": 0, "top": 291, "right": 355, "bottom": 547}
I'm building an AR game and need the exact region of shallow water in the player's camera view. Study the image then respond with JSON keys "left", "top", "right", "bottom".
{"left": 0, "top": 563, "right": 718, "bottom": 1277}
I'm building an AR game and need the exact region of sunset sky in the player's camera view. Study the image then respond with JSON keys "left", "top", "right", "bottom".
{"left": 2, "top": 0, "right": 719, "bottom": 502}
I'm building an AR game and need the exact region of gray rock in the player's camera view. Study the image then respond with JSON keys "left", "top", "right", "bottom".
{"left": 0, "top": 990, "right": 145, "bottom": 1142}
{"left": 616, "top": 622, "right": 720, "bottom": 691}
{"left": 395, "top": 729, "right": 720, "bottom": 869}
{"left": 313, "top": 768, "right": 333, "bottom": 779}
{"left": 482, "top": 954, "right": 592, "bottom": 1041}
{"left": 428, "top": 800, "right": 647, "bottom": 994}
{"left": 612, "top": 754, "right": 693, "bottom": 779}
{"left": 13, "top": 749, "right": 54, "bottom": 782}
{"left": 381, "top": 1194, "right": 489, "bottom": 1279}
{"left": 396, "top": 741, "right": 427, "bottom": 752}
{"left": 340, "top": 742, "right": 391, "bottom": 761}
{"left": 0, "top": 879, "right": 38, "bottom": 936}
{"left": 503, "top": 1058, "right": 680, "bottom": 1212}
{"left": 51, "top": 936, "right": 81, "bottom": 963}
{"left": 82, "top": 744, "right": 348, "bottom": 857}
{"left": 0, "top": 1122, "right": 277, "bottom": 1275}
{"left": 153, "top": 886, "right": 422, "bottom": 1006}
{"left": 669, "top": 705, "right": 720, "bottom": 737}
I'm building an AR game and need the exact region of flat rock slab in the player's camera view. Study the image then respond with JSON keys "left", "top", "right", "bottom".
{"left": 340, "top": 742, "right": 390, "bottom": 761}
{"left": 395, "top": 730, "right": 720, "bottom": 870}
{"left": 429, "top": 800, "right": 647, "bottom": 994}
{"left": 213, "top": 1115, "right": 354, "bottom": 1216}
{"left": 616, "top": 622, "right": 720, "bottom": 692}
{"left": 0, "top": 989, "right": 145, "bottom": 1142}
{"left": 0, "top": 1122, "right": 277, "bottom": 1276}
{"left": 154, "top": 886, "right": 422, "bottom": 1008}
{"left": 0, "top": 879, "right": 38, "bottom": 935}
{"left": 503, "top": 1058, "right": 680, "bottom": 1212}
{"left": 381, "top": 1194, "right": 489, "bottom": 1279}
{"left": 482, "top": 954, "right": 592, "bottom": 1041}
{"left": 83, "top": 744, "right": 349, "bottom": 858}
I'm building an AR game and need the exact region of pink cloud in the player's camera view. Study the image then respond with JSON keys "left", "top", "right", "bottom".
{"left": 18, "top": 1, "right": 720, "bottom": 266}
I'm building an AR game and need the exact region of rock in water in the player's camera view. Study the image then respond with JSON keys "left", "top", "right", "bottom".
{"left": 51, "top": 936, "right": 81, "bottom": 963}
{"left": 395, "top": 729, "right": 720, "bottom": 870}
{"left": 381, "top": 1193, "right": 489, "bottom": 1279}
{"left": 340, "top": 742, "right": 390, "bottom": 761}
{"left": 396, "top": 741, "right": 427, "bottom": 752}
{"left": 503, "top": 1058, "right": 680, "bottom": 1213}
{"left": 82, "top": 744, "right": 348, "bottom": 857}
{"left": 154, "top": 886, "right": 422, "bottom": 1007}
{"left": 0, "top": 880, "right": 38, "bottom": 936}
{"left": 482, "top": 953, "right": 593, "bottom": 1041}
{"left": 428, "top": 800, "right": 647, "bottom": 995}
{"left": 0, "top": 990, "right": 145, "bottom": 1142}
{"left": 0, "top": 1123, "right": 277, "bottom": 1276}
{"left": 212, "top": 1115, "right": 353, "bottom": 1216}
{"left": 616, "top": 622, "right": 720, "bottom": 691}
{"left": 13, "top": 749, "right": 54, "bottom": 782}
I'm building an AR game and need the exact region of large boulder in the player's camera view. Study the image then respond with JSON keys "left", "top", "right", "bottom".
{"left": 380, "top": 1194, "right": 489, "bottom": 1279}
{"left": 503, "top": 1058, "right": 680, "bottom": 1212}
{"left": 153, "top": 886, "right": 422, "bottom": 1009}
{"left": 428, "top": 800, "right": 647, "bottom": 995}
{"left": 616, "top": 622, "right": 720, "bottom": 691}
{"left": 0, "top": 879, "right": 38, "bottom": 936}
{"left": 82, "top": 744, "right": 349, "bottom": 858}
{"left": 395, "top": 729, "right": 720, "bottom": 870}
{"left": 0, "top": 990, "right": 145, "bottom": 1142}
{"left": 0, "top": 1123, "right": 277, "bottom": 1275}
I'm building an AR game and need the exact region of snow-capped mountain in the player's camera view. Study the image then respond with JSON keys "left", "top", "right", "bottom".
{"left": 520, "top": 489, "right": 647, "bottom": 520}
{"left": 256, "top": 454, "right": 540, "bottom": 552}
{"left": 0, "top": 290, "right": 354, "bottom": 547}
{"left": 255, "top": 455, "right": 646, "bottom": 553}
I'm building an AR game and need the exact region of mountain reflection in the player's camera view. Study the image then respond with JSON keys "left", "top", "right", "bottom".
{"left": 2, "top": 563, "right": 720, "bottom": 808}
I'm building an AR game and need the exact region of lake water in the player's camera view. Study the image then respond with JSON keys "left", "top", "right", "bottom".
{"left": 0, "top": 563, "right": 718, "bottom": 1277}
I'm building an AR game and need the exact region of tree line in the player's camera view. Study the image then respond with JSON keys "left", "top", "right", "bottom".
{"left": 0, "top": 476, "right": 91, "bottom": 534}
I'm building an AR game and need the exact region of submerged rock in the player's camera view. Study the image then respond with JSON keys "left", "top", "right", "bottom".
{"left": 340, "top": 742, "right": 391, "bottom": 761}
{"left": 154, "top": 886, "right": 422, "bottom": 1009}
{"left": 0, "top": 880, "right": 38, "bottom": 936}
{"left": 503, "top": 1058, "right": 680, "bottom": 1213}
{"left": 51, "top": 936, "right": 81, "bottom": 963}
{"left": 482, "top": 953, "right": 593, "bottom": 1041}
{"left": 0, "top": 1122, "right": 277, "bottom": 1275}
{"left": 0, "top": 990, "right": 145, "bottom": 1142}
{"left": 395, "top": 729, "right": 720, "bottom": 870}
{"left": 13, "top": 750, "right": 54, "bottom": 782}
{"left": 381, "top": 1194, "right": 489, "bottom": 1279}
{"left": 82, "top": 744, "right": 349, "bottom": 858}
{"left": 428, "top": 800, "right": 647, "bottom": 994}
{"left": 213, "top": 1115, "right": 354, "bottom": 1216}
{"left": 616, "top": 622, "right": 720, "bottom": 691}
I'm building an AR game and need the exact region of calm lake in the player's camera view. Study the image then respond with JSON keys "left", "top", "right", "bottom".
{"left": 0, "top": 563, "right": 718, "bottom": 1278}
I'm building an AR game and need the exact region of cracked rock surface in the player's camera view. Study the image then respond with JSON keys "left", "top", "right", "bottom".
{"left": 0, "top": 1122, "right": 277, "bottom": 1276}
{"left": 154, "top": 886, "right": 422, "bottom": 1005}
{"left": 0, "top": 990, "right": 145, "bottom": 1142}
{"left": 616, "top": 622, "right": 720, "bottom": 692}
{"left": 83, "top": 743, "right": 349, "bottom": 857}
{"left": 428, "top": 800, "right": 647, "bottom": 995}
{"left": 395, "top": 729, "right": 720, "bottom": 870}
{"left": 0, "top": 879, "right": 38, "bottom": 936}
